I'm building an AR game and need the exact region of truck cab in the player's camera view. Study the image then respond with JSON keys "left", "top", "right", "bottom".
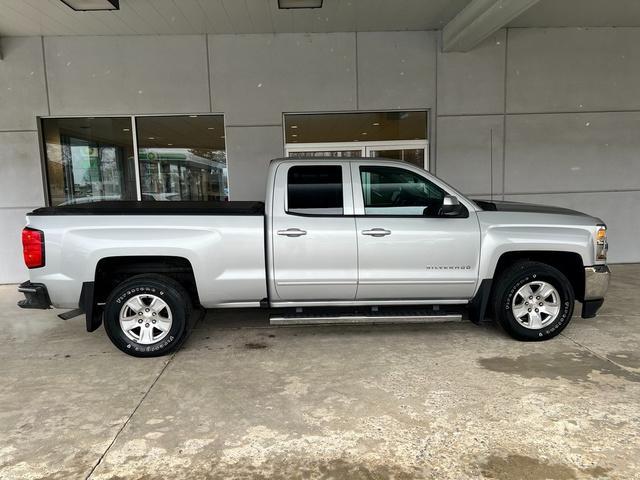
{"left": 266, "top": 158, "right": 480, "bottom": 305}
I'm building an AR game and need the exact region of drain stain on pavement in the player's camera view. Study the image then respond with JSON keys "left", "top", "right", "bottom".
{"left": 480, "top": 454, "right": 610, "bottom": 480}
{"left": 478, "top": 350, "right": 640, "bottom": 384}
{"left": 244, "top": 342, "right": 268, "bottom": 349}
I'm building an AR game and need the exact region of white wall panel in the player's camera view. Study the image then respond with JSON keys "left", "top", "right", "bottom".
{"left": 357, "top": 31, "right": 436, "bottom": 110}
{"left": 437, "top": 30, "right": 505, "bottom": 115}
{"left": 225, "top": 126, "right": 283, "bottom": 201}
{"left": 209, "top": 34, "right": 357, "bottom": 125}
{"left": 0, "top": 132, "right": 45, "bottom": 208}
{"left": 0, "top": 37, "right": 49, "bottom": 131}
{"left": 436, "top": 115, "right": 504, "bottom": 196}
{"left": 505, "top": 112, "right": 640, "bottom": 194}
{"left": 45, "top": 35, "right": 210, "bottom": 115}
{"left": 507, "top": 28, "right": 640, "bottom": 113}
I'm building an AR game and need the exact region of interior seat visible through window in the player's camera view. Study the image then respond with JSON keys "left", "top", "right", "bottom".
{"left": 360, "top": 165, "right": 446, "bottom": 216}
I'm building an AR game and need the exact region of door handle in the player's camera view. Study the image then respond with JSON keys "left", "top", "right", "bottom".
{"left": 277, "top": 228, "right": 307, "bottom": 237}
{"left": 361, "top": 228, "right": 391, "bottom": 237}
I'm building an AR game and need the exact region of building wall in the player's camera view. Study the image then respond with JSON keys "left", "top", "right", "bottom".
{"left": 0, "top": 27, "right": 638, "bottom": 282}
{"left": 435, "top": 27, "right": 640, "bottom": 266}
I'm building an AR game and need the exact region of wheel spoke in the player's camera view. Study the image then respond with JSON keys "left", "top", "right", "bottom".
{"left": 538, "top": 283, "right": 555, "bottom": 300}
{"left": 156, "top": 299, "right": 170, "bottom": 315}
{"left": 148, "top": 296, "right": 158, "bottom": 309}
{"left": 155, "top": 318, "right": 171, "bottom": 332}
{"left": 512, "top": 303, "right": 529, "bottom": 319}
{"left": 120, "top": 315, "right": 139, "bottom": 332}
{"left": 126, "top": 296, "right": 145, "bottom": 312}
{"left": 528, "top": 310, "right": 543, "bottom": 329}
{"left": 138, "top": 327, "right": 152, "bottom": 344}
{"left": 540, "top": 305, "right": 559, "bottom": 317}
{"left": 520, "top": 284, "right": 535, "bottom": 298}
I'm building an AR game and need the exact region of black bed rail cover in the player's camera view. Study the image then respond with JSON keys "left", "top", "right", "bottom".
{"left": 29, "top": 201, "right": 265, "bottom": 216}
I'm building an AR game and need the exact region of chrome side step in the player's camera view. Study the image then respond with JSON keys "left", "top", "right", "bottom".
{"left": 58, "top": 308, "right": 84, "bottom": 321}
{"left": 270, "top": 313, "right": 463, "bottom": 326}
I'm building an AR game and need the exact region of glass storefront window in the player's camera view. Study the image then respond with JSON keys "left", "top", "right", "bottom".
{"left": 42, "top": 117, "right": 137, "bottom": 206}
{"left": 136, "top": 115, "right": 228, "bottom": 201}
{"left": 284, "top": 111, "right": 429, "bottom": 169}
{"left": 284, "top": 111, "right": 427, "bottom": 144}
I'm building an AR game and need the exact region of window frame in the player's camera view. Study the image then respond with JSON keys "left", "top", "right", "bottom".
{"left": 38, "top": 113, "right": 227, "bottom": 206}
{"left": 283, "top": 162, "right": 353, "bottom": 217}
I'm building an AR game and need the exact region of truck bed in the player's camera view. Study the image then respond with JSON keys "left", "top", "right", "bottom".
{"left": 24, "top": 202, "right": 268, "bottom": 309}
{"left": 28, "top": 201, "right": 265, "bottom": 216}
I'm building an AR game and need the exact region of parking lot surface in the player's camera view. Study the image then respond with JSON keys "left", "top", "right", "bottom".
{"left": 1, "top": 264, "right": 639, "bottom": 479}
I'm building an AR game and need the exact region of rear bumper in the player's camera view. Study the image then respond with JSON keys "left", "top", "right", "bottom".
{"left": 17, "top": 281, "right": 51, "bottom": 309}
{"left": 581, "top": 265, "right": 610, "bottom": 318}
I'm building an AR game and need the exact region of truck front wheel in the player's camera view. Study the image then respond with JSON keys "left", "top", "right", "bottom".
{"left": 492, "top": 261, "right": 575, "bottom": 341}
{"left": 103, "top": 274, "right": 192, "bottom": 357}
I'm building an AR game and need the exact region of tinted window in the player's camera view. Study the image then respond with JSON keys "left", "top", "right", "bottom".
{"left": 360, "top": 166, "right": 445, "bottom": 216}
{"left": 287, "top": 165, "right": 343, "bottom": 215}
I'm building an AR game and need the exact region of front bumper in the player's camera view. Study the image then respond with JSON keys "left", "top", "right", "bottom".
{"left": 581, "top": 265, "right": 610, "bottom": 318}
{"left": 17, "top": 281, "right": 51, "bottom": 309}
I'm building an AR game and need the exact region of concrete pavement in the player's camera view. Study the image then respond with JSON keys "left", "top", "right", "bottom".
{"left": 1, "top": 265, "right": 639, "bottom": 479}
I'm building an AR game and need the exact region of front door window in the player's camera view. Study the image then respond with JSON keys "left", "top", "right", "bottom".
{"left": 360, "top": 165, "right": 445, "bottom": 216}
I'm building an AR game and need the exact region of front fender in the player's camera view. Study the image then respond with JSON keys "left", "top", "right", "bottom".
{"left": 478, "top": 224, "right": 594, "bottom": 280}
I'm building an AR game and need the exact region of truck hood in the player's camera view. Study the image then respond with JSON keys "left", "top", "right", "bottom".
{"left": 472, "top": 199, "right": 596, "bottom": 219}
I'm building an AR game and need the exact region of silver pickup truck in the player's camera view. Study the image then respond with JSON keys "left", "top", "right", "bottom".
{"left": 18, "top": 158, "right": 610, "bottom": 357}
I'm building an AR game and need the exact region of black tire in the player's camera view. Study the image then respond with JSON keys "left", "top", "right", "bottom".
{"left": 492, "top": 261, "right": 575, "bottom": 341}
{"left": 104, "top": 274, "right": 192, "bottom": 357}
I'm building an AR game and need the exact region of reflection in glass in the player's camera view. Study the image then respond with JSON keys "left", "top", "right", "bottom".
{"left": 360, "top": 165, "right": 445, "bottom": 216}
{"left": 288, "top": 150, "right": 362, "bottom": 159}
{"left": 369, "top": 149, "right": 424, "bottom": 168}
{"left": 136, "top": 115, "right": 228, "bottom": 201}
{"left": 42, "top": 117, "right": 137, "bottom": 206}
{"left": 284, "top": 111, "right": 427, "bottom": 143}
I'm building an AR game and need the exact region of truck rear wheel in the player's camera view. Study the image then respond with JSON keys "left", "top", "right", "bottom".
{"left": 492, "top": 261, "right": 575, "bottom": 341}
{"left": 103, "top": 274, "right": 192, "bottom": 357}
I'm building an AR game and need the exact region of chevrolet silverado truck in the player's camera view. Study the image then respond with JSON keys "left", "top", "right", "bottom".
{"left": 18, "top": 158, "right": 610, "bottom": 357}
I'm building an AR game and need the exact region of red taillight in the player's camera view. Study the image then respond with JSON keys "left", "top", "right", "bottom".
{"left": 22, "top": 227, "right": 45, "bottom": 269}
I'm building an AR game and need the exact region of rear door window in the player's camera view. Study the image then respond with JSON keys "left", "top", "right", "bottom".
{"left": 287, "top": 165, "right": 343, "bottom": 215}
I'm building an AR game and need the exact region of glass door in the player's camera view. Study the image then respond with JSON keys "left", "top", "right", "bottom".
{"left": 365, "top": 141, "right": 428, "bottom": 169}
{"left": 366, "top": 147, "right": 425, "bottom": 168}
{"left": 286, "top": 143, "right": 365, "bottom": 159}
{"left": 286, "top": 140, "right": 429, "bottom": 169}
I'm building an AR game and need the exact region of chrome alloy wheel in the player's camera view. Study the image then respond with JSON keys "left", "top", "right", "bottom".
{"left": 511, "top": 280, "right": 561, "bottom": 330}
{"left": 119, "top": 294, "right": 173, "bottom": 344}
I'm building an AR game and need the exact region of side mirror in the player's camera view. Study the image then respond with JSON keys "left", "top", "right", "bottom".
{"left": 439, "top": 195, "right": 463, "bottom": 217}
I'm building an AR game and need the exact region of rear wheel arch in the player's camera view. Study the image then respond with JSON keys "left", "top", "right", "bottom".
{"left": 94, "top": 255, "right": 200, "bottom": 307}
{"left": 84, "top": 256, "right": 200, "bottom": 333}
